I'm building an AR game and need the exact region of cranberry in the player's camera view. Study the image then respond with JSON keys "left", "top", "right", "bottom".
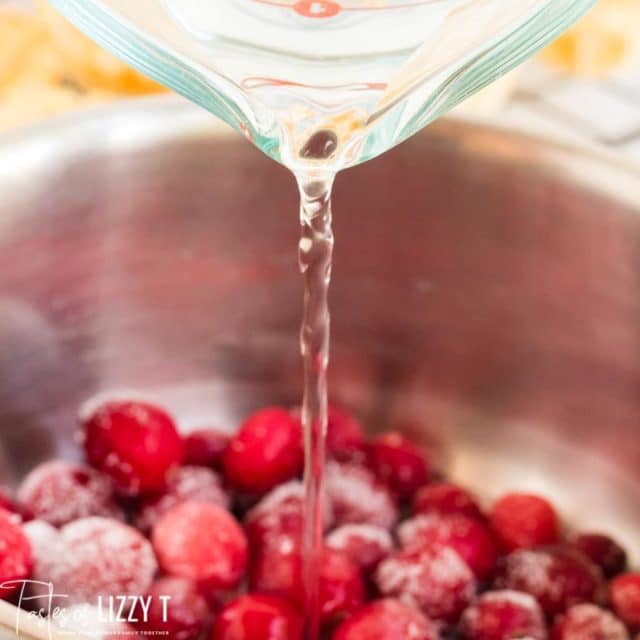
{"left": 223, "top": 408, "right": 303, "bottom": 495}
{"left": 610, "top": 573, "right": 640, "bottom": 630}
{"left": 494, "top": 546, "right": 603, "bottom": 618}
{"left": 212, "top": 594, "right": 303, "bottom": 640}
{"left": 152, "top": 501, "right": 247, "bottom": 591}
{"left": 374, "top": 546, "right": 476, "bottom": 623}
{"left": 325, "top": 461, "right": 398, "bottom": 529}
{"left": 0, "top": 509, "right": 32, "bottom": 598}
{"left": 332, "top": 598, "right": 438, "bottom": 640}
{"left": 569, "top": 533, "right": 627, "bottom": 578}
{"left": 489, "top": 493, "right": 559, "bottom": 551}
{"left": 551, "top": 604, "right": 629, "bottom": 640}
{"left": 134, "top": 577, "right": 210, "bottom": 640}
{"left": 183, "top": 428, "right": 230, "bottom": 468}
{"left": 368, "top": 431, "right": 430, "bottom": 500}
{"left": 459, "top": 590, "right": 547, "bottom": 640}
{"left": 326, "top": 524, "right": 393, "bottom": 573}
{"left": 135, "top": 466, "right": 229, "bottom": 533}
{"left": 82, "top": 399, "right": 184, "bottom": 495}
{"left": 397, "top": 513, "right": 497, "bottom": 580}
{"left": 250, "top": 544, "right": 365, "bottom": 625}
{"left": 413, "top": 482, "right": 485, "bottom": 521}
{"left": 18, "top": 460, "right": 123, "bottom": 527}
{"left": 326, "top": 406, "right": 366, "bottom": 462}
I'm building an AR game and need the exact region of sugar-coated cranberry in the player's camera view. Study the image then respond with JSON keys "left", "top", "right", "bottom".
{"left": 326, "top": 406, "right": 367, "bottom": 462}
{"left": 413, "top": 482, "right": 485, "bottom": 521}
{"left": 489, "top": 493, "right": 559, "bottom": 551}
{"left": 459, "top": 590, "right": 547, "bottom": 640}
{"left": 494, "top": 546, "right": 603, "bottom": 618}
{"left": 183, "top": 428, "right": 230, "bottom": 469}
{"left": 212, "top": 594, "right": 303, "bottom": 640}
{"left": 332, "top": 598, "right": 438, "bottom": 640}
{"left": 551, "top": 604, "right": 629, "bottom": 640}
{"left": 18, "top": 460, "right": 123, "bottom": 527}
{"left": 368, "top": 431, "right": 430, "bottom": 500}
{"left": 82, "top": 399, "right": 184, "bottom": 495}
{"left": 55, "top": 604, "right": 136, "bottom": 640}
{"left": 244, "top": 480, "right": 332, "bottom": 550}
{"left": 397, "top": 513, "right": 497, "bottom": 580}
{"left": 610, "top": 573, "right": 640, "bottom": 630}
{"left": 152, "top": 501, "right": 247, "bottom": 591}
{"left": 250, "top": 544, "right": 365, "bottom": 625}
{"left": 135, "top": 466, "right": 229, "bottom": 533}
{"left": 224, "top": 408, "right": 304, "bottom": 495}
{"left": 326, "top": 461, "right": 398, "bottom": 529}
{"left": 134, "top": 577, "right": 210, "bottom": 640}
{"left": 0, "top": 509, "right": 33, "bottom": 598}
{"left": 374, "top": 546, "right": 476, "bottom": 623}
{"left": 326, "top": 524, "right": 393, "bottom": 573}
{"left": 569, "top": 533, "right": 627, "bottom": 579}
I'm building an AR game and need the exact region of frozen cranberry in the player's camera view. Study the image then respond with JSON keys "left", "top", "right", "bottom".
{"left": 213, "top": 594, "right": 303, "bottom": 640}
{"left": 153, "top": 501, "right": 247, "bottom": 591}
{"left": 326, "top": 524, "right": 393, "bottom": 573}
{"left": 368, "top": 431, "right": 430, "bottom": 500}
{"left": 326, "top": 406, "right": 367, "bottom": 462}
{"left": 325, "top": 461, "right": 398, "bottom": 529}
{"left": 413, "top": 482, "right": 485, "bottom": 521}
{"left": 397, "top": 513, "right": 497, "bottom": 580}
{"left": 183, "top": 428, "right": 230, "bottom": 469}
{"left": 374, "top": 546, "right": 476, "bottom": 623}
{"left": 0, "top": 509, "right": 32, "bottom": 598}
{"left": 135, "top": 466, "right": 229, "bottom": 533}
{"left": 494, "top": 546, "right": 603, "bottom": 618}
{"left": 224, "top": 408, "right": 303, "bottom": 495}
{"left": 18, "top": 460, "right": 123, "bottom": 527}
{"left": 551, "top": 604, "right": 629, "bottom": 640}
{"left": 489, "top": 493, "right": 559, "bottom": 551}
{"left": 250, "top": 544, "right": 365, "bottom": 625}
{"left": 332, "top": 598, "right": 438, "bottom": 640}
{"left": 55, "top": 604, "right": 136, "bottom": 640}
{"left": 460, "top": 590, "right": 547, "bottom": 640}
{"left": 610, "top": 573, "right": 640, "bottom": 630}
{"left": 82, "top": 399, "right": 184, "bottom": 495}
{"left": 569, "top": 533, "right": 627, "bottom": 579}
{"left": 134, "top": 577, "right": 210, "bottom": 640}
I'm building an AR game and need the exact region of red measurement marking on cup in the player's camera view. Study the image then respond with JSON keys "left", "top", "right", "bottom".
{"left": 252, "top": 0, "right": 435, "bottom": 18}
{"left": 293, "top": 0, "right": 341, "bottom": 17}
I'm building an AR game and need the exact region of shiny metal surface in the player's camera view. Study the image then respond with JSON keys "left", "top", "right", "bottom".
{"left": 0, "top": 97, "right": 639, "bottom": 557}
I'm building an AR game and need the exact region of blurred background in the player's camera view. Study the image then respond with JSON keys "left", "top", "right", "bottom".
{"left": 1, "top": 0, "right": 640, "bottom": 160}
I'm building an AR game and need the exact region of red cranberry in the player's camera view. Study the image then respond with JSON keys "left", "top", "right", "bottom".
{"left": 569, "top": 533, "right": 627, "bottom": 579}
{"left": 18, "top": 460, "right": 123, "bottom": 527}
{"left": 152, "top": 501, "right": 248, "bottom": 590}
{"left": 213, "top": 594, "right": 303, "bottom": 640}
{"left": 460, "top": 590, "right": 547, "bottom": 640}
{"left": 326, "top": 461, "right": 398, "bottom": 529}
{"left": 250, "top": 544, "right": 365, "bottom": 625}
{"left": 397, "top": 513, "right": 497, "bottom": 580}
{"left": 413, "top": 482, "right": 485, "bottom": 521}
{"left": 494, "top": 546, "right": 603, "bottom": 618}
{"left": 135, "top": 466, "right": 229, "bottom": 533}
{"left": 0, "top": 509, "right": 33, "bottom": 598}
{"left": 489, "top": 493, "right": 559, "bottom": 552}
{"left": 374, "top": 546, "right": 476, "bottom": 623}
{"left": 326, "top": 406, "right": 366, "bottom": 462}
{"left": 332, "top": 598, "right": 438, "bottom": 640}
{"left": 551, "top": 604, "right": 629, "bottom": 640}
{"left": 326, "top": 524, "right": 393, "bottom": 573}
{"left": 183, "top": 428, "right": 230, "bottom": 468}
{"left": 82, "top": 399, "right": 184, "bottom": 495}
{"left": 135, "top": 577, "right": 210, "bottom": 640}
{"left": 610, "top": 573, "right": 640, "bottom": 630}
{"left": 368, "top": 431, "right": 430, "bottom": 500}
{"left": 223, "top": 408, "right": 303, "bottom": 495}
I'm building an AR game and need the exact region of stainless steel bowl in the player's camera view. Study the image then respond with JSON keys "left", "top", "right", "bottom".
{"left": 0, "top": 97, "right": 639, "bottom": 558}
